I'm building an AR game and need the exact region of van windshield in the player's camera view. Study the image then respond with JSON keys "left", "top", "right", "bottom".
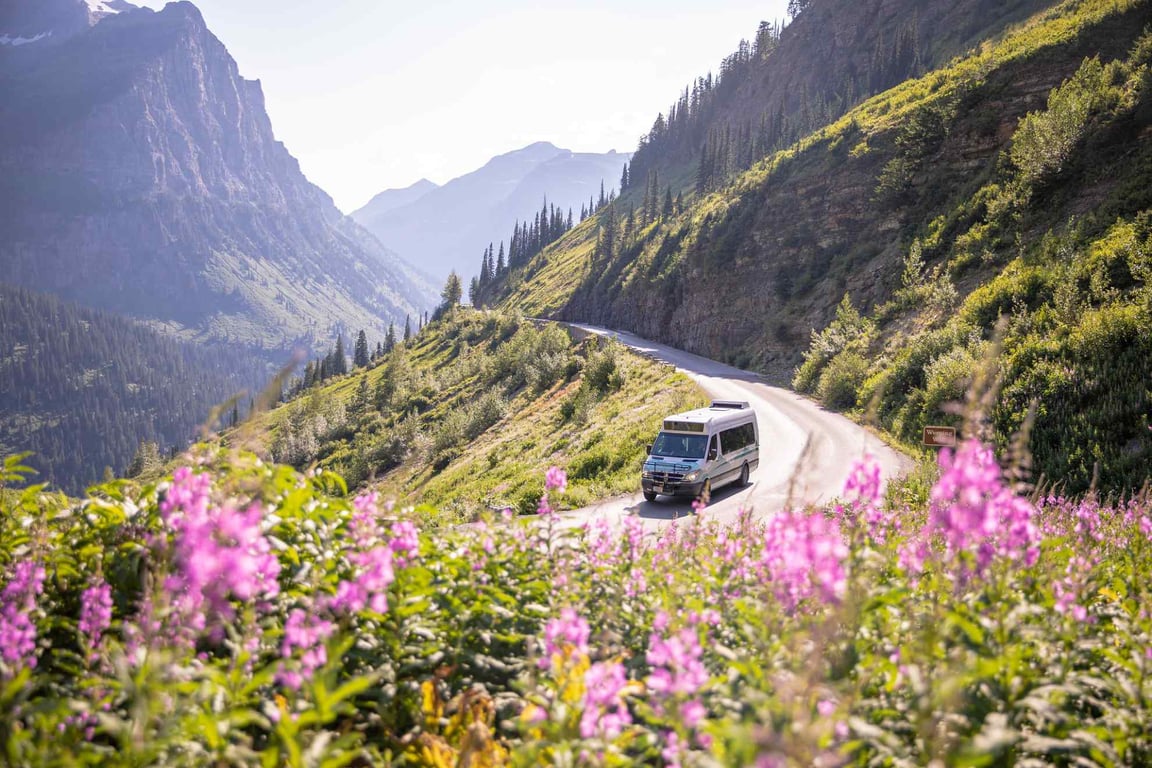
{"left": 650, "top": 432, "right": 708, "bottom": 459}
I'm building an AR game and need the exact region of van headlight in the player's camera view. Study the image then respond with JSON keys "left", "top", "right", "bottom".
{"left": 682, "top": 471, "right": 700, "bottom": 483}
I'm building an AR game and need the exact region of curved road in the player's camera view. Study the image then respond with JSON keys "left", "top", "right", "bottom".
{"left": 559, "top": 324, "right": 912, "bottom": 531}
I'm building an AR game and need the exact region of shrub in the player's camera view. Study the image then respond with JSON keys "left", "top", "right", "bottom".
{"left": 816, "top": 350, "right": 869, "bottom": 410}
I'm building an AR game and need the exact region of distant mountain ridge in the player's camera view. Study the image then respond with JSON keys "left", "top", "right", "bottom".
{"left": 354, "top": 178, "right": 439, "bottom": 220}
{"left": 0, "top": 0, "right": 436, "bottom": 353}
{"left": 352, "top": 142, "right": 630, "bottom": 280}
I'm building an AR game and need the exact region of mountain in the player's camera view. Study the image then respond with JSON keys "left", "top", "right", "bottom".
{"left": 351, "top": 142, "right": 630, "bottom": 281}
{"left": 496, "top": 0, "right": 1152, "bottom": 491}
{"left": 624, "top": 0, "right": 1053, "bottom": 197}
{"left": 0, "top": 0, "right": 437, "bottom": 353}
{"left": 352, "top": 178, "right": 439, "bottom": 226}
{"left": 0, "top": 282, "right": 267, "bottom": 494}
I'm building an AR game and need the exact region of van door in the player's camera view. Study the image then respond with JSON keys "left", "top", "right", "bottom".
{"left": 714, "top": 431, "right": 737, "bottom": 484}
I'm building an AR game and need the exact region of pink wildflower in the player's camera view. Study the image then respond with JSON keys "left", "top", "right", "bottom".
{"left": 758, "top": 509, "right": 848, "bottom": 609}
{"left": 580, "top": 661, "right": 633, "bottom": 739}
{"left": 276, "top": 608, "right": 335, "bottom": 690}
{"left": 0, "top": 561, "right": 45, "bottom": 673}
{"left": 545, "top": 466, "right": 567, "bottom": 494}
{"left": 331, "top": 546, "right": 394, "bottom": 614}
{"left": 928, "top": 440, "right": 1040, "bottom": 574}
{"left": 79, "top": 579, "right": 113, "bottom": 658}
{"left": 159, "top": 468, "right": 281, "bottom": 640}
{"left": 540, "top": 607, "right": 590, "bottom": 668}
{"left": 646, "top": 626, "right": 708, "bottom": 699}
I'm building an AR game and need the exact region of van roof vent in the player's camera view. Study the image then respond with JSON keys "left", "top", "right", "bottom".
{"left": 710, "top": 400, "right": 750, "bottom": 410}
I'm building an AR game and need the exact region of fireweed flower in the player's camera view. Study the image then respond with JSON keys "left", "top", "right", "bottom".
{"left": 349, "top": 492, "right": 383, "bottom": 550}
{"left": 388, "top": 520, "right": 420, "bottom": 565}
{"left": 276, "top": 608, "right": 335, "bottom": 690}
{"left": 540, "top": 607, "right": 590, "bottom": 669}
{"left": 928, "top": 440, "right": 1040, "bottom": 574}
{"left": 545, "top": 466, "right": 568, "bottom": 494}
{"left": 0, "top": 561, "right": 46, "bottom": 673}
{"left": 159, "top": 468, "right": 281, "bottom": 640}
{"left": 647, "top": 621, "right": 710, "bottom": 734}
{"left": 580, "top": 661, "right": 633, "bottom": 739}
{"left": 79, "top": 579, "right": 113, "bottom": 658}
{"left": 331, "top": 545, "right": 394, "bottom": 614}
{"left": 758, "top": 509, "right": 848, "bottom": 609}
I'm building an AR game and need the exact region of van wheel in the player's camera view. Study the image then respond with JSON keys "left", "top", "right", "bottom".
{"left": 643, "top": 490, "right": 657, "bottom": 502}
{"left": 697, "top": 479, "right": 711, "bottom": 507}
{"left": 739, "top": 463, "right": 749, "bottom": 487}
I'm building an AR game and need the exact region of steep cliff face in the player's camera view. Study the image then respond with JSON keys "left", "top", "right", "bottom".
{"left": 0, "top": 0, "right": 435, "bottom": 351}
{"left": 505, "top": 0, "right": 1149, "bottom": 372}
{"left": 625, "top": 0, "right": 1053, "bottom": 195}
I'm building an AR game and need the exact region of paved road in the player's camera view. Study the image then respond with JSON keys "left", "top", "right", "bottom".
{"left": 557, "top": 324, "right": 913, "bottom": 531}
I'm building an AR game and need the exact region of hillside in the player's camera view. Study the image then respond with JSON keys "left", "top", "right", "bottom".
{"left": 351, "top": 142, "right": 630, "bottom": 281}
{"left": 495, "top": 0, "right": 1152, "bottom": 492}
{"left": 0, "top": 0, "right": 436, "bottom": 352}
{"left": 623, "top": 0, "right": 1053, "bottom": 199}
{"left": 251, "top": 309, "right": 706, "bottom": 522}
{"left": 0, "top": 282, "right": 266, "bottom": 493}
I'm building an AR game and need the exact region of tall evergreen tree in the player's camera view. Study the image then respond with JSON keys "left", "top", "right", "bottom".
{"left": 385, "top": 322, "right": 397, "bottom": 353}
{"left": 403, "top": 315, "right": 412, "bottom": 342}
{"left": 353, "top": 329, "right": 370, "bottom": 368}
{"left": 496, "top": 241, "right": 506, "bottom": 274}
{"left": 332, "top": 334, "right": 348, "bottom": 376}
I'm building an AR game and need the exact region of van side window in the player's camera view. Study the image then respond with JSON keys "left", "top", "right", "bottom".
{"left": 708, "top": 435, "right": 718, "bottom": 458}
{"left": 719, "top": 424, "right": 756, "bottom": 452}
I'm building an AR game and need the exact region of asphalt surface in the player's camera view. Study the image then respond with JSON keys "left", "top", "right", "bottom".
{"left": 556, "top": 324, "right": 913, "bottom": 531}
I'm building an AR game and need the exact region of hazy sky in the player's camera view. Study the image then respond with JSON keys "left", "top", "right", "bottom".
{"left": 134, "top": 0, "right": 790, "bottom": 212}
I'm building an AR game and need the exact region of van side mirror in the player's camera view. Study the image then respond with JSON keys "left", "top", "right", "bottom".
{"left": 645, "top": 444, "right": 652, "bottom": 455}
{"left": 707, "top": 448, "right": 718, "bottom": 461}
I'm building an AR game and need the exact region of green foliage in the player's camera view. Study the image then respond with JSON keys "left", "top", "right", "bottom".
{"left": 794, "top": 294, "right": 874, "bottom": 395}
{"left": 261, "top": 311, "right": 705, "bottom": 521}
{"left": 5, "top": 440, "right": 1152, "bottom": 765}
{"left": 816, "top": 351, "right": 869, "bottom": 411}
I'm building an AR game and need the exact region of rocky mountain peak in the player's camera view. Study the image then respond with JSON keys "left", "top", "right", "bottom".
{"left": 0, "top": 0, "right": 435, "bottom": 353}
{"left": 0, "top": 0, "right": 139, "bottom": 47}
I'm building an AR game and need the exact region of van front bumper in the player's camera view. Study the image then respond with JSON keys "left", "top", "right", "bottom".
{"left": 642, "top": 478, "right": 705, "bottom": 498}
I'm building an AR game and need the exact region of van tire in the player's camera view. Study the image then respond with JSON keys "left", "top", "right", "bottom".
{"left": 739, "top": 463, "right": 749, "bottom": 487}
{"left": 643, "top": 490, "right": 657, "bottom": 502}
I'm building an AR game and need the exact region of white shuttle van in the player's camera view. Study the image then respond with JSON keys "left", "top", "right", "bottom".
{"left": 641, "top": 401, "right": 759, "bottom": 502}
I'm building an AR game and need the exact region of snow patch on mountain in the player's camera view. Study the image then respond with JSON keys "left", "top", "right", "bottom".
{"left": 0, "top": 31, "right": 53, "bottom": 45}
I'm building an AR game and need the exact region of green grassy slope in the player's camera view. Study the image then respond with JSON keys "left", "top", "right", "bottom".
{"left": 248, "top": 310, "right": 707, "bottom": 523}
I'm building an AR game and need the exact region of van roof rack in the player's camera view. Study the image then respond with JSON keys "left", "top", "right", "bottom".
{"left": 710, "top": 400, "right": 750, "bottom": 410}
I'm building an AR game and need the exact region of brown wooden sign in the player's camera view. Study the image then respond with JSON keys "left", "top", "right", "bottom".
{"left": 922, "top": 425, "right": 958, "bottom": 448}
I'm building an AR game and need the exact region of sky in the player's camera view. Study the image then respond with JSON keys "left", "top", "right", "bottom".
{"left": 134, "top": 0, "right": 790, "bottom": 213}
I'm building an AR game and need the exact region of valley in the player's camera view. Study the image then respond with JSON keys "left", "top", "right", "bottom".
{"left": 2, "top": 0, "right": 1152, "bottom": 764}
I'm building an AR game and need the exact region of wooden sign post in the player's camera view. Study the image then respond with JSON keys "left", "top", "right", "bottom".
{"left": 922, "top": 425, "right": 958, "bottom": 449}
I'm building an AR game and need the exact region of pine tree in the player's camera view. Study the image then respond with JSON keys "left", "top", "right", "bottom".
{"left": 436, "top": 270, "right": 462, "bottom": 320}
{"left": 333, "top": 334, "right": 348, "bottom": 375}
{"left": 385, "top": 322, "right": 396, "bottom": 353}
{"left": 469, "top": 275, "right": 480, "bottom": 307}
{"left": 350, "top": 375, "right": 370, "bottom": 418}
{"left": 496, "top": 241, "right": 506, "bottom": 274}
{"left": 663, "top": 187, "right": 674, "bottom": 218}
{"left": 403, "top": 315, "right": 412, "bottom": 342}
{"left": 620, "top": 162, "right": 630, "bottom": 191}
{"left": 353, "top": 330, "right": 370, "bottom": 368}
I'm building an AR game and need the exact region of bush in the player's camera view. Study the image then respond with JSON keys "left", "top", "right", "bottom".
{"left": 816, "top": 350, "right": 869, "bottom": 410}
